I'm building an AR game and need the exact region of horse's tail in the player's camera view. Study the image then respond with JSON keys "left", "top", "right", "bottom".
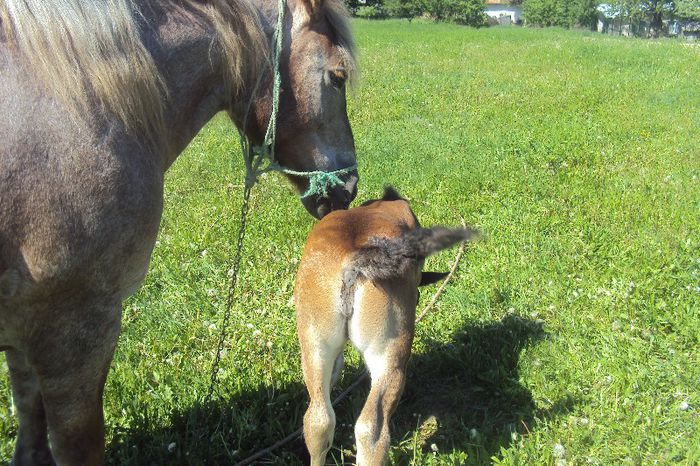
{"left": 338, "top": 226, "right": 477, "bottom": 316}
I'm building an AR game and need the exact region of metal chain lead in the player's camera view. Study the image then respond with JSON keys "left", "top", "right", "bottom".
{"left": 205, "top": 183, "right": 252, "bottom": 404}
{"left": 204, "top": 0, "right": 284, "bottom": 406}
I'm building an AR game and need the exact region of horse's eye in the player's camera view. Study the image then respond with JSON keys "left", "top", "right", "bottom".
{"left": 328, "top": 69, "right": 347, "bottom": 89}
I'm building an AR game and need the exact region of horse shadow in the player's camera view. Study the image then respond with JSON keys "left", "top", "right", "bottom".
{"left": 106, "top": 315, "right": 572, "bottom": 465}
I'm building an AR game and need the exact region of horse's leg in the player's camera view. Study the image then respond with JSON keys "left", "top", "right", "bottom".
{"left": 33, "top": 299, "right": 121, "bottom": 466}
{"left": 6, "top": 349, "right": 55, "bottom": 466}
{"left": 298, "top": 313, "right": 346, "bottom": 466}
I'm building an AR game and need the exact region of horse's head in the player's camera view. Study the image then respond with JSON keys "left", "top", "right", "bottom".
{"left": 236, "top": 0, "right": 358, "bottom": 219}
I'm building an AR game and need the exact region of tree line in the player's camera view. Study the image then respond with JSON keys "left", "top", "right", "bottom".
{"left": 524, "top": 0, "right": 699, "bottom": 35}
{"left": 344, "top": 0, "right": 700, "bottom": 33}
{"left": 346, "top": 0, "right": 489, "bottom": 25}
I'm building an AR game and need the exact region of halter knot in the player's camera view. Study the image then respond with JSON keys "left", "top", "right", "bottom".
{"left": 305, "top": 171, "right": 343, "bottom": 199}
{"left": 286, "top": 164, "right": 356, "bottom": 198}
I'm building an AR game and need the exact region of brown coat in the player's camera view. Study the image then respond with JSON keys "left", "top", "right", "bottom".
{"left": 295, "top": 188, "right": 475, "bottom": 466}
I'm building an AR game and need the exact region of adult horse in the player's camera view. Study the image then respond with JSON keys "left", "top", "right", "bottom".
{"left": 0, "top": 0, "right": 358, "bottom": 463}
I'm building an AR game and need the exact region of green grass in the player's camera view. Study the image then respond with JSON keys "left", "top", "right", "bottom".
{"left": 2, "top": 21, "right": 700, "bottom": 465}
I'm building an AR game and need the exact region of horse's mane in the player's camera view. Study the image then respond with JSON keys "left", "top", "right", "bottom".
{"left": 0, "top": 0, "right": 266, "bottom": 148}
{"left": 0, "top": 0, "right": 356, "bottom": 148}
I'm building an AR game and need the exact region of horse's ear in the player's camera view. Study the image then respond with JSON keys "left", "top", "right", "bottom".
{"left": 301, "top": 0, "right": 324, "bottom": 19}
{"left": 419, "top": 271, "right": 448, "bottom": 286}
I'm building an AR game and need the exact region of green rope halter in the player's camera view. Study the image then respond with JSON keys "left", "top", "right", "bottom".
{"left": 239, "top": 0, "right": 356, "bottom": 199}
{"left": 269, "top": 164, "right": 357, "bottom": 199}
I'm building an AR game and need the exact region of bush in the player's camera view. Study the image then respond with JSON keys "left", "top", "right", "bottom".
{"left": 384, "top": 0, "right": 424, "bottom": 19}
{"left": 449, "top": 0, "right": 488, "bottom": 25}
{"left": 676, "top": 0, "right": 700, "bottom": 21}
{"left": 523, "top": 0, "right": 597, "bottom": 28}
{"left": 348, "top": 0, "right": 486, "bottom": 26}
{"left": 355, "top": 4, "right": 389, "bottom": 18}
{"left": 424, "top": 0, "right": 487, "bottom": 26}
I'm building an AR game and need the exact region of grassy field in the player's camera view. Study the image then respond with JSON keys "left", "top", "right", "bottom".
{"left": 2, "top": 20, "right": 700, "bottom": 465}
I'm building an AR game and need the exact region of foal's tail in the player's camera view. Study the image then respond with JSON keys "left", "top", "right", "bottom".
{"left": 339, "top": 226, "right": 478, "bottom": 317}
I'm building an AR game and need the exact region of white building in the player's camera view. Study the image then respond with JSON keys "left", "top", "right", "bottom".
{"left": 484, "top": 0, "right": 523, "bottom": 25}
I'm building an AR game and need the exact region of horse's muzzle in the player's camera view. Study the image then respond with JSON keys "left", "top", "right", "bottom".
{"left": 302, "top": 170, "right": 358, "bottom": 219}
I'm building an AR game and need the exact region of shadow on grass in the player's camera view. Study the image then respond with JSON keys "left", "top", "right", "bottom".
{"left": 106, "top": 315, "right": 570, "bottom": 465}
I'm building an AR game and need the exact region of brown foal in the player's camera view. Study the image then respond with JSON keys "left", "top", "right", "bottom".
{"left": 294, "top": 187, "right": 477, "bottom": 465}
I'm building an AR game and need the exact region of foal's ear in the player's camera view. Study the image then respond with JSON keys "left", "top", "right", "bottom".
{"left": 419, "top": 271, "right": 448, "bottom": 286}
{"left": 382, "top": 185, "right": 404, "bottom": 201}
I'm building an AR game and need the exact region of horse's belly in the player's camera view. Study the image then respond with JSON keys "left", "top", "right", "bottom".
{"left": 23, "top": 219, "right": 160, "bottom": 299}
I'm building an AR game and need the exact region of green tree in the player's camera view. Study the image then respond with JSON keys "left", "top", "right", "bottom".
{"left": 522, "top": 0, "right": 561, "bottom": 27}
{"left": 569, "top": 0, "right": 599, "bottom": 28}
{"left": 425, "top": 0, "right": 486, "bottom": 25}
{"left": 640, "top": 0, "right": 676, "bottom": 37}
{"left": 607, "top": 0, "right": 677, "bottom": 37}
{"left": 675, "top": 0, "right": 700, "bottom": 19}
{"left": 449, "top": 0, "right": 488, "bottom": 25}
{"left": 522, "top": 0, "right": 597, "bottom": 28}
{"left": 385, "top": 0, "right": 425, "bottom": 19}
{"left": 425, "top": 0, "right": 452, "bottom": 21}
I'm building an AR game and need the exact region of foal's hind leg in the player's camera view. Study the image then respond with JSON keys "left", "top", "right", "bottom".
{"left": 352, "top": 344, "right": 410, "bottom": 466}
{"left": 298, "top": 312, "right": 346, "bottom": 466}
{"left": 32, "top": 299, "right": 121, "bottom": 466}
{"left": 6, "top": 349, "right": 55, "bottom": 466}
{"left": 350, "top": 289, "right": 415, "bottom": 466}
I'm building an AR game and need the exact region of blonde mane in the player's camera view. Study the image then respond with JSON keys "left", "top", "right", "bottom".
{"left": 0, "top": 0, "right": 266, "bottom": 148}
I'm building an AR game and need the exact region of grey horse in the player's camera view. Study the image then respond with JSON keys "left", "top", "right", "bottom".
{"left": 0, "top": 0, "right": 358, "bottom": 463}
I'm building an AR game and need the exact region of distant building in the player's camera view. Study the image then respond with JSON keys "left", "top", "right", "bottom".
{"left": 484, "top": 0, "right": 523, "bottom": 25}
{"left": 668, "top": 21, "right": 700, "bottom": 40}
{"left": 597, "top": 3, "right": 698, "bottom": 39}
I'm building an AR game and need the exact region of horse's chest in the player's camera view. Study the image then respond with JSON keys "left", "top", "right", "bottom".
{"left": 4, "top": 146, "right": 165, "bottom": 301}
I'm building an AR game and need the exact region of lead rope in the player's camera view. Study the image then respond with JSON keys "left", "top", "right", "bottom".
{"left": 204, "top": 0, "right": 286, "bottom": 405}
{"left": 206, "top": 0, "right": 359, "bottom": 404}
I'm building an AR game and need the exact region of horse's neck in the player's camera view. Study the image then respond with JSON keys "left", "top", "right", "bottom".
{"left": 145, "top": 7, "right": 231, "bottom": 170}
